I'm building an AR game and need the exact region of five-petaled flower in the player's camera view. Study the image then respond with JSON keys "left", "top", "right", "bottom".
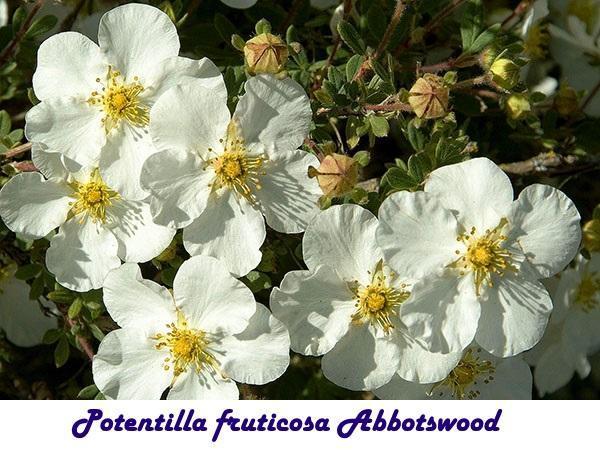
{"left": 377, "top": 157, "right": 581, "bottom": 357}
{"left": 92, "top": 256, "right": 290, "bottom": 399}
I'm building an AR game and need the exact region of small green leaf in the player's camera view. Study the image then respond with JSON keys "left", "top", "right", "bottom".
{"left": 0, "top": 110, "right": 11, "bottom": 136}
{"left": 381, "top": 167, "right": 418, "bottom": 193}
{"left": 25, "top": 15, "right": 58, "bottom": 39}
{"left": 346, "top": 55, "right": 365, "bottom": 81}
{"left": 14, "top": 263, "right": 42, "bottom": 280}
{"left": 369, "top": 116, "right": 389, "bottom": 138}
{"left": 68, "top": 297, "right": 83, "bottom": 319}
{"left": 337, "top": 20, "right": 366, "bottom": 55}
{"left": 353, "top": 150, "right": 370, "bottom": 167}
{"left": 54, "top": 337, "right": 70, "bottom": 368}
{"left": 42, "top": 329, "right": 63, "bottom": 345}
{"left": 78, "top": 384, "right": 100, "bottom": 399}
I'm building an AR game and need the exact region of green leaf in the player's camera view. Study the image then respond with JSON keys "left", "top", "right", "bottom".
{"left": 255, "top": 18, "right": 272, "bottom": 35}
{"left": 337, "top": 20, "right": 366, "bottom": 55}
{"left": 466, "top": 23, "right": 500, "bottom": 54}
{"left": 460, "top": 0, "right": 483, "bottom": 53}
{"left": 244, "top": 271, "right": 272, "bottom": 292}
{"left": 0, "top": 110, "right": 11, "bottom": 136}
{"left": 68, "top": 297, "right": 83, "bottom": 319}
{"left": 346, "top": 55, "right": 365, "bottom": 81}
{"left": 88, "top": 323, "right": 105, "bottom": 342}
{"left": 54, "top": 337, "right": 70, "bottom": 368}
{"left": 78, "top": 384, "right": 100, "bottom": 400}
{"left": 406, "top": 122, "right": 425, "bottom": 151}
{"left": 214, "top": 14, "right": 236, "bottom": 44}
{"left": 42, "top": 329, "right": 63, "bottom": 345}
{"left": 25, "top": 15, "right": 58, "bottom": 39}
{"left": 381, "top": 167, "right": 418, "bottom": 192}
{"left": 407, "top": 153, "right": 432, "bottom": 181}
{"left": 353, "top": 150, "right": 370, "bottom": 167}
{"left": 14, "top": 263, "right": 42, "bottom": 280}
{"left": 369, "top": 116, "right": 389, "bottom": 137}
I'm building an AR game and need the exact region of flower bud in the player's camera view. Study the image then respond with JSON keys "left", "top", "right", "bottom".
{"left": 489, "top": 58, "right": 520, "bottom": 90}
{"left": 505, "top": 93, "right": 531, "bottom": 120}
{"left": 244, "top": 33, "right": 289, "bottom": 76}
{"left": 554, "top": 84, "right": 579, "bottom": 116}
{"left": 408, "top": 74, "right": 449, "bottom": 119}
{"left": 309, "top": 154, "right": 359, "bottom": 198}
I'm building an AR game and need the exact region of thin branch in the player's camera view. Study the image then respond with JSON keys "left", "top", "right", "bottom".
{"left": 500, "top": 152, "right": 600, "bottom": 177}
{"left": 1, "top": 142, "right": 32, "bottom": 159}
{"left": 324, "top": 0, "right": 353, "bottom": 71}
{"left": 65, "top": 316, "right": 95, "bottom": 361}
{"left": 280, "top": 0, "right": 303, "bottom": 33}
{"left": 0, "top": 0, "right": 46, "bottom": 66}
{"left": 500, "top": 0, "right": 530, "bottom": 29}
{"left": 373, "top": 0, "right": 406, "bottom": 60}
{"left": 581, "top": 79, "right": 600, "bottom": 112}
{"left": 59, "top": 0, "right": 86, "bottom": 32}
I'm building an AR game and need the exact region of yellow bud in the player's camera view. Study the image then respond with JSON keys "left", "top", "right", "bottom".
{"left": 490, "top": 58, "right": 520, "bottom": 90}
{"left": 310, "top": 154, "right": 359, "bottom": 198}
{"left": 408, "top": 74, "right": 449, "bottom": 119}
{"left": 554, "top": 85, "right": 579, "bottom": 117}
{"left": 583, "top": 219, "right": 600, "bottom": 253}
{"left": 505, "top": 93, "right": 531, "bottom": 120}
{"left": 479, "top": 46, "right": 499, "bottom": 70}
{"left": 244, "top": 33, "right": 289, "bottom": 76}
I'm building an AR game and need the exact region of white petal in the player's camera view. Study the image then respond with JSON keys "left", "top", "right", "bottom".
{"left": 475, "top": 274, "right": 552, "bottom": 357}
{"left": 303, "top": 204, "right": 382, "bottom": 284}
{"left": 508, "top": 184, "right": 581, "bottom": 278}
{"left": 102, "top": 263, "right": 174, "bottom": 330}
{"left": 150, "top": 79, "right": 230, "bottom": 156}
{"left": 321, "top": 324, "right": 400, "bottom": 391}
{"left": 183, "top": 190, "right": 265, "bottom": 277}
{"left": 395, "top": 336, "right": 463, "bottom": 384}
{"left": 0, "top": 172, "right": 72, "bottom": 238}
{"left": 255, "top": 148, "right": 321, "bottom": 233}
{"left": 221, "top": 0, "right": 257, "bottom": 8}
{"left": 270, "top": 266, "right": 355, "bottom": 356}
{"left": 235, "top": 75, "right": 311, "bottom": 153}
{"left": 219, "top": 304, "right": 290, "bottom": 385}
{"left": 31, "top": 143, "right": 81, "bottom": 180}
{"left": 425, "top": 158, "right": 514, "bottom": 230}
{"left": 25, "top": 97, "right": 105, "bottom": 167}
{"left": 141, "top": 149, "right": 213, "bottom": 228}
{"left": 377, "top": 191, "right": 459, "bottom": 279}
{"left": 93, "top": 328, "right": 172, "bottom": 400}
{"left": 533, "top": 342, "right": 576, "bottom": 396}
{"left": 145, "top": 56, "right": 227, "bottom": 103}
{"left": 99, "top": 125, "right": 156, "bottom": 200}
{"left": 374, "top": 374, "right": 430, "bottom": 400}
{"left": 0, "top": 277, "right": 57, "bottom": 347}
{"left": 402, "top": 274, "right": 480, "bottom": 354}
{"left": 32, "top": 32, "right": 106, "bottom": 101}
{"left": 46, "top": 219, "right": 121, "bottom": 292}
{"left": 98, "top": 4, "right": 179, "bottom": 80}
{"left": 173, "top": 256, "right": 256, "bottom": 335}
{"left": 108, "top": 199, "right": 176, "bottom": 263}
{"left": 167, "top": 370, "right": 239, "bottom": 400}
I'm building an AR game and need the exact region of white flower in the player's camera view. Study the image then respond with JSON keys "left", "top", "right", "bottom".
{"left": 0, "top": 146, "right": 175, "bottom": 292}
{"left": 0, "top": 264, "right": 57, "bottom": 347}
{"left": 375, "top": 345, "right": 533, "bottom": 400}
{"left": 24, "top": 3, "right": 225, "bottom": 200}
{"left": 141, "top": 75, "right": 320, "bottom": 277}
{"left": 270, "top": 204, "right": 462, "bottom": 391}
{"left": 527, "top": 253, "right": 600, "bottom": 396}
{"left": 0, "top": 0, "right": 7, "bottom": 28}
{"left": 93, "top": 256, "right": 290, "bottom": 399}
{"left": 377, "top": 157, "right": 581, "bottom": 357}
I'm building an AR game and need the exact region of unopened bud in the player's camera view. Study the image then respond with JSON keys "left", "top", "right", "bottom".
{"left": 489, "top": 58, "right": 520, "bottom": 90}
{"left": 244, "top": 33, "right": 289, "bottom": 76}
{"left": 408, "top": 74, "right": 449, "bottom": 119}
{"left": 309, "top": 154, "right": 359, "bottom": 198}
{"left": 506, "top": 93, "right": 531, "bottom": 120}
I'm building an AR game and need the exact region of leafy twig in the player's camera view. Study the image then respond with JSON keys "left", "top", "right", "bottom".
{"left": 0, "top": 0, "right": 46, "bottom": 66}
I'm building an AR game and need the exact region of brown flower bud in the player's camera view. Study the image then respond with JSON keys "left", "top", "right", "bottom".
{"left": 408, "top": 74, "right": 449, "bottom": 119}
{"left": 309, "top": 154, "right": 359, "bottom": 198}
{"left": 505, "top": 93, "right": 531, "bottom": 120}
{"left": 244, "top": 33, "right": 289, "bottom": 76}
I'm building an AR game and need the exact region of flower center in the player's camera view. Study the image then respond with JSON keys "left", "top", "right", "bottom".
{"left": 523, "top": 24, "right": 549, "bottom": 60}
{"left": 574, "top": 273, "right": 600, "bottom": 313}
{"left": 68, "top": 169, "right": 119, "bottom": 223}
{"left": 88, "top": 66, "right": 149, "bottom": 134}
{"left": 208, "top": 121, "right": 266, "bottom": 203}
{"left": 453, "top": 218, "right": 517, "bottom": 295}
{"left": 429, "top": 348, "right": 496, "bottom": 399}
{"left": 153, "top": 311, "right": 219, "bottom": 380}
{"left": 350, "top": 260, "right": 409, "bottom": 333}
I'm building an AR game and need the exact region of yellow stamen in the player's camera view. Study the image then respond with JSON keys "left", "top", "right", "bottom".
{"left": 452, "top": 218, "right": 518, "bottom": 295}
{"left": 523, "top": 24, "right": 550, "bottom": 60}
{"left": 88, "top": 66, "right": 149, "bottom": 133}
{"left": 208, "top": 121, "right": 266, "bottom": 203}
{"left": 429, "top": 348, "right": 495, "bottom": 399}
{"left": 153, "top": 311, "right": 220, "bottom": 382}
{"left": 574, "top": 272, "right": 600, "bottom": 313}
{"left": 350, "top": 260, "right": 409, "bottom": 333}
{"left": 68, "top": 169, "right": 119, "bottom": 223}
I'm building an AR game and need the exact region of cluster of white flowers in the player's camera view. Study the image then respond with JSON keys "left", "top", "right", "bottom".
{"left": 0, "top": 3, "right": 595, "bottom": 400}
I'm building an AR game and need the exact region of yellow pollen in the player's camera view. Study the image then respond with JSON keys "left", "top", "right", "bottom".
{"left": 68, "top": 169, "right": 119, "bottom": 223}
{"left": 429, "top": 348, "right": 496, "bottom": 399}
{"left": 350, "top": 260, "right": 409, "bottom": 333}
{"left": 153, "top": 311, "right": 220, "bottom": 381}
{"left": 88, "top": 66, "right": 149, "bottom": 133}
{"left": 523, "top": 24, "right": 549, "bottom": 60}
{"left": 574, "top": 273, "right": 600, "bottom": 313}
{"left": 452, "top": 218, "right": 517, "bottom": 295}
{"left": 208, "top": 121, "right": 266, "bottom": 203}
